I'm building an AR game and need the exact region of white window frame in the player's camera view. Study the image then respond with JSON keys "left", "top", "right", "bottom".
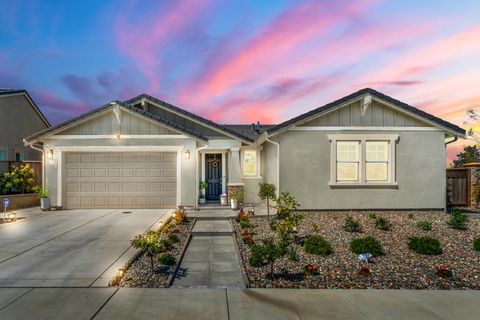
{"left": 241, "top": 148, "right": 260, "bottom": 178}
{"left": 328, "top": 134, "right": 399, "bottom": 187}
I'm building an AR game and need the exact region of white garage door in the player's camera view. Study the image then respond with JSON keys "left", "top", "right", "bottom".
{"left": 64, "top": 152, "right": 177, "bottom": 209}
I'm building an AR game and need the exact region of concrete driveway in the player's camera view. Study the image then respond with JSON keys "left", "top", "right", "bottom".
{"left": 0, "top": 208, "right": 171, "bottom": 287}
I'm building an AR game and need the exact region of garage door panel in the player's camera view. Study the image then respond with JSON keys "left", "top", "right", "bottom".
{"left": 65, "top": 152, "right": 177, "bottom": 209}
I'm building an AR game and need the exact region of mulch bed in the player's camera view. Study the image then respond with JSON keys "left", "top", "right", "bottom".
{"left": 233, "top": 211, "right": 480, "bottom": 289}
{"left": 118, "top": 219, "right": 193, "bottom": 288}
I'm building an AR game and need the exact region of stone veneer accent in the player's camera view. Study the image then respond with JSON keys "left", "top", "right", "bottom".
{"left": 227, "top": 184, "right": 244, "bottom": 205}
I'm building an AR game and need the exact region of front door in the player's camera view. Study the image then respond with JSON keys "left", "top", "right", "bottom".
{"left": 205, "top": 153, "right": 222, "bottom": 201}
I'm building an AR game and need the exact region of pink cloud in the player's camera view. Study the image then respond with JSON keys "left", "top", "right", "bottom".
{"left": 115, "top": 0, "right": 208, "bottom": 92}
{"left": 180, "top": 0, "right": 377, "bottom": 107}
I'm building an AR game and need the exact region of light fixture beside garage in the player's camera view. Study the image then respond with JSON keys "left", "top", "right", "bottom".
{"left": 184, "top": 150, "right": 191, "bottom": 159}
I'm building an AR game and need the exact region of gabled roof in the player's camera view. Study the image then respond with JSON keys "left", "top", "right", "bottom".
{"left": 224, "top": 124, "right": 276, "bottom": 140}
{"left": 125, "top": 94, "right": 254, "bottom": 143}
{"left": 24, "top": 101, "right": 208, "bottom": 144}
{"left": 266, "top": 88, "right": 466, "bottom": 137}
{"left": 0, "top": 88, "right": 51, "bottom": 127}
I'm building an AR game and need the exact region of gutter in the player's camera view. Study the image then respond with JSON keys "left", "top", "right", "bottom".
{"left": 265, "top": 137, "right": 280, "bottom": 197}
{"left": 195, "top": 143, "right": 209, "bottom": 210}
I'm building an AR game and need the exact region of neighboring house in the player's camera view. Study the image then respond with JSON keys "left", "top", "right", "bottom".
{"left": 24, "top": 88, "right": 465, "bottom": 210}
{"left": 0, "top": 89, "right": 50, "bottom": 161}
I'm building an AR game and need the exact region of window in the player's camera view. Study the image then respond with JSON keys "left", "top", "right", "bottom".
{"left": 365, "top": 141, "right": 388, "bottom": 181}
{"left": 15, "top": 152, "right": 25, "bottom": 161}
{"left": 0, "top": 149, "right": 6, "bottom": 161}
{"left": 336, "top": 141, "right": 360, "bottom": 181}
{"left": 328, "top": 134, "right": 398, "bottom": 186}
{"left": 243, "top": 150, "right": 257, "bottom": 176}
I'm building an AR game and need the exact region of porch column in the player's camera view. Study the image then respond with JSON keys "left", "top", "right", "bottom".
{"left": 228, "top": 147, "right": 242, "bottom": 183}
{"left": 221, "top": 152, "right": 227, "bottom": 194}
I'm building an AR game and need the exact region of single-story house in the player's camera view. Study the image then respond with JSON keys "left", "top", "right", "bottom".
{"left": 24, "top": 88, "right": 465, "bottom": 210}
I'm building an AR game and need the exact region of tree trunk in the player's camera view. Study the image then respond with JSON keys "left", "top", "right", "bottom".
{"left": 266, "top": 197, "right": 270, "bottom": 219}
{"left": 150, "top": 255, "right": 154, "bottom": 273}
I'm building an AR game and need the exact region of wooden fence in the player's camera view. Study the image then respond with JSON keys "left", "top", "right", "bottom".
{"left": 0, "top": 161, "right": 42, "bottom": 187}
{"left": 446, "top": 168, "right": 470, "bottom": 207}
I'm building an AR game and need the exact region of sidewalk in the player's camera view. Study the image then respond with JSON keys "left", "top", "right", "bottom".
{"left": 0, "top": 288, "right": 478, "bottom": 319}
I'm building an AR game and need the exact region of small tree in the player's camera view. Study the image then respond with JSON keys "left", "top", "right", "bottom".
{"left": 273, "top": 192, "right": 300, "bottom": 219}
{"left": 258, "top": 182, "right": 276, "bottom": 218}
{"left": 451, "top": 145, "right": 480, "bottom": 168}
{"left": 260, "top": 237, "right": 284, "bottom": 279}
{"left": 131, "top": 231, "right": 163, "bottom": 273}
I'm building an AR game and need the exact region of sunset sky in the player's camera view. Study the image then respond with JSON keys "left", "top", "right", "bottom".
{"left": 1, "top": 0, "right": 479, "bottom": 163}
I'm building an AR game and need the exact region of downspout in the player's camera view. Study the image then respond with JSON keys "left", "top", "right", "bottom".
{"left": 265, "top": 137, "right": 280, "bottom": 197}
{"left": 195, "top": 144, "right": 209, "bottom": 210}
{"left": 26, "top": 141, "right": 45, "bottom": 188}
{"left": 445, "top": 136, "right": 458, "bottom": 146}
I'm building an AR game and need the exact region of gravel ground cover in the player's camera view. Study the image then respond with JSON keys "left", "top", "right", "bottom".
{"left": 118, "top": 219, "right": 193, "bottom": 288}
{"left": 233, "top": 211, "right": 480, "bottom": 289}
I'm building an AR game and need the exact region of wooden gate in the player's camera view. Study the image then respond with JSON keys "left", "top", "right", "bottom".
{"left": 446, "top": 168, "right": 470, "bottom": 207}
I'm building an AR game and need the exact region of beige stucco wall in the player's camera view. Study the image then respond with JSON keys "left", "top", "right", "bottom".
{"left": 0, "top": 95, "right": 48, "bottom": 160}
{"left": 42, "top": 137, "right": 198, "bottom": 208}
{"left": 270, "top": 129, "right": 446, "bottom": 210}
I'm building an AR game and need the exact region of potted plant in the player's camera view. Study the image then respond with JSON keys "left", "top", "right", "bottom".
{"left": 33, "top": 184, "right": 50, "bottom": 211}
{"left": 199, "top": 181, "right": 208, "bottom": 204}
{"left": 230, "top": 189, "right": 244, "bottom": 210}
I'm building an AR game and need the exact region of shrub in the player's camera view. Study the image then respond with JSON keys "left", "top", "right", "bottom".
{"left": 173, "top": 209, "right": 187, "bottom": 224}
{"left": 304, "top": 235, "right": 333, "bottom": 256}
{"left": 375, "top": 216, "right": 392, "bottom": 231}
{"left": 287, "top": 245, "right": 299, "bottom": 261}
{"left": 249, "top": 238, "right": 284, "bottom": 278}
{"left": 407, "top": 212, "right": 414, "bottom": 219}
{"left": 0, "top": 165, "right": 35, "bottom": 194}
{"left": 304, "top": 265, "right": 319, "bottom": 276}
{"left": 158, "top": 253, "right": 176, "bottom": 265}
{"left": 240, "top": 216, "right": 252, "bottom": 229}
{"left": 131, "top": 231, "right": 163, "bottom": 272}
{"left": 350, "top": 236, "right": 383, "bottom": 257}
{"left": 436, "top": 265, "right": 453, "bottom": 278}
{"left": 473, "top": 238, "right": 480, "bottom": 251}
{"left": 408, "top": 237, "right": 442, "bottom": 255}
{"left": 168, "top": 234, "right": 179, "bottom": 243}
{"left": 417, "top": 220, "right": 432, "bottom": 231}
{"left": 447, "top": 209, "right": 469, "bottom": 230}
{"left": 249, "top": 244, "right": 266, "bottom": 267}
{"left": 343, "top": 216, "right": 362, "bottom": 233}
{"left": 274, "top": 212, "right": 304, "bottom": 241}
{"left": 368, "top": 213, "right": 377, "bottom": 220}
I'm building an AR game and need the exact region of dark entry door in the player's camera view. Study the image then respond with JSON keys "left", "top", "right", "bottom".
{"left": 205, "top": 154, "right": 222, "bottom": 201}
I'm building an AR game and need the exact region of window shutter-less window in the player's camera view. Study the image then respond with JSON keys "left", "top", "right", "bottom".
{"left": 336, "top": 141, "right": 360, "bottom": 181}
{"left": 365, "top": 141, "right": 389, "bottom": 181}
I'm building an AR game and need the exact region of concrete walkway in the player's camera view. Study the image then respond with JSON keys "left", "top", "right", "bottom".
{"left": 172, "top": 219, "right": 245, "bottom": 288}
{"left": 0, "top": 288, "right": 478, "bottom": 319}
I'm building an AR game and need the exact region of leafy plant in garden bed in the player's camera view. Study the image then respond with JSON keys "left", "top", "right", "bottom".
{"left": 344, "top": 216, "right": 362, "bottom": 233}
{"left": 258, "top": 182, "right": 276, "bottom": 219}
{"left": 447, "top": 209, "right": 469, "bottom": 230}
{"left": 240, "top": 215, "right": 252, "bottom": 229}
{"left": 273, "top": 192, "right": 299, "bottom": 219}
{"left": 158, "top": 253, "right": 176, "bottom": 265}
{"left": 374, "top": 216, "right": 392, "bottom": 231}
{"left": 473, "top": 238, "right": 480, "bottom": 251}
{"left": 358, "top": 266, "right": 371, "bottom": 277}
{"left": 408, "top": 236, "right": 442, "bottom": 255}
{"left": 304, "top": 235, "right": 333, "bottom": 256}
{"left": 0, "top": 165, "right": 36, "bottom": 195}
{"left": 304, "top": 265, "right": 319, "bottom": 276}
{"left": 417, "top": 220, "right": 432, "bottom": 231}
{"left": 350, "top": 236, "right": 383, "bottom": 257}
{"left": 436, "top": 265, "right": 453, "bottom": 278}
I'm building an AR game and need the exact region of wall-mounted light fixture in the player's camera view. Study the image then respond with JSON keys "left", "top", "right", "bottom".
{"left": 184, "top": 150, "right": 191, "bottom": 159}
{"left": 47, "top": 149, "right": 54, "bottom": 160}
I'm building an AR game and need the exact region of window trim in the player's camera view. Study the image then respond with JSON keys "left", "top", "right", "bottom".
{"left": 328, "top": 134, "right": 399, "bottom": 188}
{"left": 241, "top": 148, "right": 260, "bottom": 178}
